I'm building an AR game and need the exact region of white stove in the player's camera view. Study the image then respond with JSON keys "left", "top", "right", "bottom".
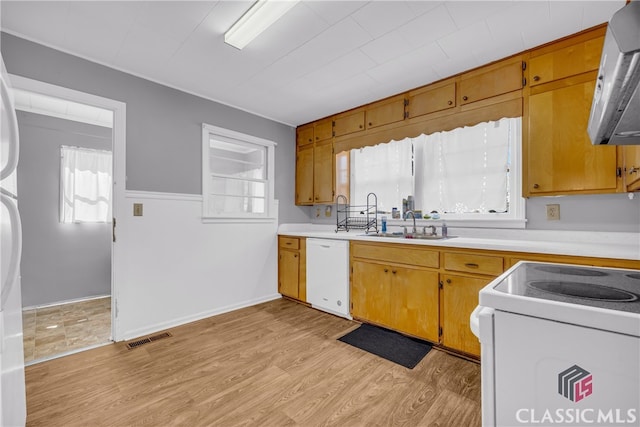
{"left": 471, "top": 261, "right": 640, "bottom": 427}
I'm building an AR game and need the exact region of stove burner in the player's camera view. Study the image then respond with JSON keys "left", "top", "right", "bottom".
{"left": 527, "top": 281, "right": 639, "bottom": 302}
{"left": 534, "top": 265, "right": 608, "bottom": 277}
{"left": 626, "top": 273, "right": 640, "bottom": 281}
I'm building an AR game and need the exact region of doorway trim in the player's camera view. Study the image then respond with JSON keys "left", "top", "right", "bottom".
{"left": 10, "top": 73, "right": 126, "bottom": 341}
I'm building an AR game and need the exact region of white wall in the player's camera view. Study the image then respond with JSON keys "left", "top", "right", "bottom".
{"left": 115, "top": 191, "right": 279, "bottom": 340}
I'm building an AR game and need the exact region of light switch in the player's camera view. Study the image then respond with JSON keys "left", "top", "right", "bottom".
{"left": 133, "top": 203, "right": 143, "bottom": 216}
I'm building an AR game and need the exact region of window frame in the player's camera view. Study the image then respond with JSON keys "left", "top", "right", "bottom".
{"left": 349, "top": 117, "right": 526, "bottom": 229}
{"left": 201, "top": 123, "right": 276, "bottom": 223}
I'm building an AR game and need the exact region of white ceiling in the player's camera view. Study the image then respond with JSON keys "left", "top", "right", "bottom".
{"left": 0, "top": 1, "right": 625, "bottom": 127}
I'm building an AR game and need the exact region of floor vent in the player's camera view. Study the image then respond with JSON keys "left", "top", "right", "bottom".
{"left": 125, "top": 332, "right": 172, "bottom": 350}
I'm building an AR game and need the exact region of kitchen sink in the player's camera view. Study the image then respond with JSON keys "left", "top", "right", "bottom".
{"left": 362, "top": 232, "right": 455, "bottom": 240}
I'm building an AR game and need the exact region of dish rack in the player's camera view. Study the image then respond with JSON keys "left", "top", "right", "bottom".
{"left": 335, "top": 192, "right": 378, "bottom": 233}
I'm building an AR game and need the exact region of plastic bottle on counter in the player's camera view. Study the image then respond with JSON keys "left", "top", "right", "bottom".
{"left": 441, "top": 221, "right": 448, "bottom": 238}
{"left": 381, "top": 216, "right": 387, "bottom": 233}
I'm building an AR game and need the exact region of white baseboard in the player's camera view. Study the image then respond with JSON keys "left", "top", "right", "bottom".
{"left": 118, "top": 294, "right": 282, "bottom": 342}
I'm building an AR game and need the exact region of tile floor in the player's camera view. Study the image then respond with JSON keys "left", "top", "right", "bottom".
{"left": 22, "top": 297, "right": 112, "bottom": 363}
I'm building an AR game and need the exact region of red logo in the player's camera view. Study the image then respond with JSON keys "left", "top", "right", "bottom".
{"left": 558, "top": 365, "right": 593, "bottom": 402}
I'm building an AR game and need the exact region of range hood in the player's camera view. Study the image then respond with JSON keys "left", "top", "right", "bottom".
{"left": 588, "top": 1, "right": 640, "bottom": 145}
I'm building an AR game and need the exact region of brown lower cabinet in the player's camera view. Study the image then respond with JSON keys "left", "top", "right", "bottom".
{"left": 351, "top": 260, "right": 439, "bottom": 342}
{"left": 278, "top": 236, "right": 640, "bottom": 360}
{"left": 278, "top": 236, "right": 306, "bottom": 302}
{"left": 440, "top": 274, "right": 491, "bottom": 357}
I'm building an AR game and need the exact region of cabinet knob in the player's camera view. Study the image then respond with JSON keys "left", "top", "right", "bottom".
{"left": 359, "top": 124, "right": 363, "bottom": 129}
{"left": 384, "top": 268, "right": 389, "bottom": 273}
{"left": 294, "top": 254, "right": 297, "bottom": 258}
{"left": 629, "top": 166, "right": 638, "bottom": 174}
{"left": 533, "top": 75, "right": 540, "bottom": 82}
{"left": 368, "top": 122, "right": 373, "bottom": 126}
{"left": 462, "top": 96, "right": 468, "bottom": 101}
{"left": 533, "top": 183, "right": 540, "bottom": 189}
{"left": 446, "top": 279, "right": 452, "bottom": 284}
{"left": 448, "top": 100, "right": 453, "bottom": 105}
{"left": 392, "top": 270, "right": 397, "bottom": 274}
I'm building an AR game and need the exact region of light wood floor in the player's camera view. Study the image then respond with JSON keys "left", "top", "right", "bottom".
{"left": 25, "top": 298, "right": 481, "bottom": 427}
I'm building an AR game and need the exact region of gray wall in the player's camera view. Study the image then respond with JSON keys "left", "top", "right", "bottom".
{"left": 1, "top": 32, "right": 309, "bottom": 224}
{"left": 17, "top": 111, "right": 112, "bottom": 307}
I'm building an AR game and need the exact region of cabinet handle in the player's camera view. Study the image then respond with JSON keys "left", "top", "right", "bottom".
{"left": 533, "top": 75, "right": 540, "bottom": 82}
{"left": 446, "top": 279, "right": 452, "bottom": 284}
{"left": 384, "top": 268, "right": 389, "bottom": 273}
{"left": 392, "top": 270, "right": 397, "bottom": 274}
{"left": 448, "top": 100, "right": 453, "bottom": 105}
{"left": 359, "top": 124, "right": 363, "bottom": 129}
{"left": 294, "top": 254, "right": 297, "bottom": 258}
{"left": 629, "top": 166, "right": 638, "bottom": 174}
{"left": 368, "top": 122, "right": 373, "bottom": 126}
{"left": 465, "top": 263, "right": 479, "bottom": 269}
{"left": 285, "top": 242, "right": 292, "bottom": 245}
{"left": 462, "top": 96, "right": 468, "bottom": 101}
{"left": 533, "top": 183, "right": 540, "bottom": 189}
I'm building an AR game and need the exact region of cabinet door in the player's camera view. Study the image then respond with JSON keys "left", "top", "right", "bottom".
{"left": 528, "top": 78, "right": 618, "bottom": 195}
{"left": 459, "top": 60, "right": 523, "bottom": 105}
{"left": 297, "top": 124, "right": 314, "bottom": 147}
{"left": 295, "top": 145, "right": 314, "bottom": 205}
{"left": 313, "top": 140, "right": 334, "bottom": 203}
{"left": 365, "top": 96, "right": 406, "bottom": 129}
{"left": 278, "top": 249, "right": 300, "bottom": 299}
{"left": 408, "top": 82, "right": 456, "bottom": 118}
{"left": 351, "top": 261, "right": 391, "bottom": 327}
{"left": 314, "top": 118, "right": 333, "bottom": 142}
{"left": 391, "top": 267, "right": 439, "bottom": 342}
{"left": 441, "top": 274, "right": 488, "bottom": 357}
{"left": 623, "top": 146, "right": 640, "bottom": 192}
{"left": 334, "top": 110, "right": 365, "bottom": 137}
{"left": 529, "top": 36, "right": 603, "bottom": 86}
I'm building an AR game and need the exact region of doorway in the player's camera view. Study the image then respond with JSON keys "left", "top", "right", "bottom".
{"left": 9, "top": 75, "right": 126, "bottom": 363}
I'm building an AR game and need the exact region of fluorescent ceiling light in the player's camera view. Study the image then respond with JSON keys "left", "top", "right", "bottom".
{"left": 225, "top": 0, "right": 299, "bottom": 50}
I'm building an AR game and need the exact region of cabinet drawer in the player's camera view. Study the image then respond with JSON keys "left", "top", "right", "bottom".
{"left": 351, "top": 243, "right": 439, "bottom": 268}
{"left": 444, "top": 252, "right": 503, "bottom": 276}
{"left": 279, "top": 236, "right": 300, "bottom": 250}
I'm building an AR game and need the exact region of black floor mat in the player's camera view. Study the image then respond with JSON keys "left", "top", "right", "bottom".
{"left": 338, "top": 323, "right": 432, "bottom": 369}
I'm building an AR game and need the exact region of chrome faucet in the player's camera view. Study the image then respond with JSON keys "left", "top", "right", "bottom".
{"left": 404, "top": 210, "right": 418, "bottom": 234}
{"left": 423, "top": 225, "right": 437, "bottom": 236}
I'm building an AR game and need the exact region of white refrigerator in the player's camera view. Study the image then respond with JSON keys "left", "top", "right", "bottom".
{"left": 0, "top": 54, "right": 27, "bottom": 427}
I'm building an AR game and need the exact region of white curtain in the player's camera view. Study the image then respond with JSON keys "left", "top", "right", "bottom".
{"left": 351, "top": 138, "right": 413, "bottom": 212}
{"left": 415, "top": 117, "right": 516, "bottom": 214}
{"left": 60, "top": 146, "right": 112, "bottom": 223}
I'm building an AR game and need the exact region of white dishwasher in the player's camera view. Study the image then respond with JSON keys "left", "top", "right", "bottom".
{"left": 306, "top": 238, "right": 351, "bottom": 319}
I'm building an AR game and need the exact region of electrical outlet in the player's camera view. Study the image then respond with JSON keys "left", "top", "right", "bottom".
{"left": 546, "top": 204, "right": 560, "bottom": 221}
{"left": 133, "top": 203, "right": 143, "bottom": 217}
{"left": 325, "top": 205, "right": 332, "bottom": 217}
{"left": 315, "top": 207, "right": 321, "bottom": 218}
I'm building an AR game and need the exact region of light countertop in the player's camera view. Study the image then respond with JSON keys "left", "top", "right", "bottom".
{"left": 278, "top": 223, "right": 640, "bottom": 261}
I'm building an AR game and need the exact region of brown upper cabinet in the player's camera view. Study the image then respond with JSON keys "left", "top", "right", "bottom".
{"left": 365, "top": 95, "right": 407, "bottom": 129}
{"left": 529, "top": 32, "right": 604, "bottom": 86}
{"left": 458, "top": 56, "right": 524, "bottom": 105}
{"left": 314, "top": 118, "right": 333, "bottom": 142}
{"left": 623, "top": 146, "right": 640, "bottom": 192}
{"left": 334, "top": 109, "right": 365, "bottom": 137}
{"left": 296, "top": 124, "right": 314, "bottom": 147}
{"left": 407, "top": 79, "right": 456, "bottom": 119}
